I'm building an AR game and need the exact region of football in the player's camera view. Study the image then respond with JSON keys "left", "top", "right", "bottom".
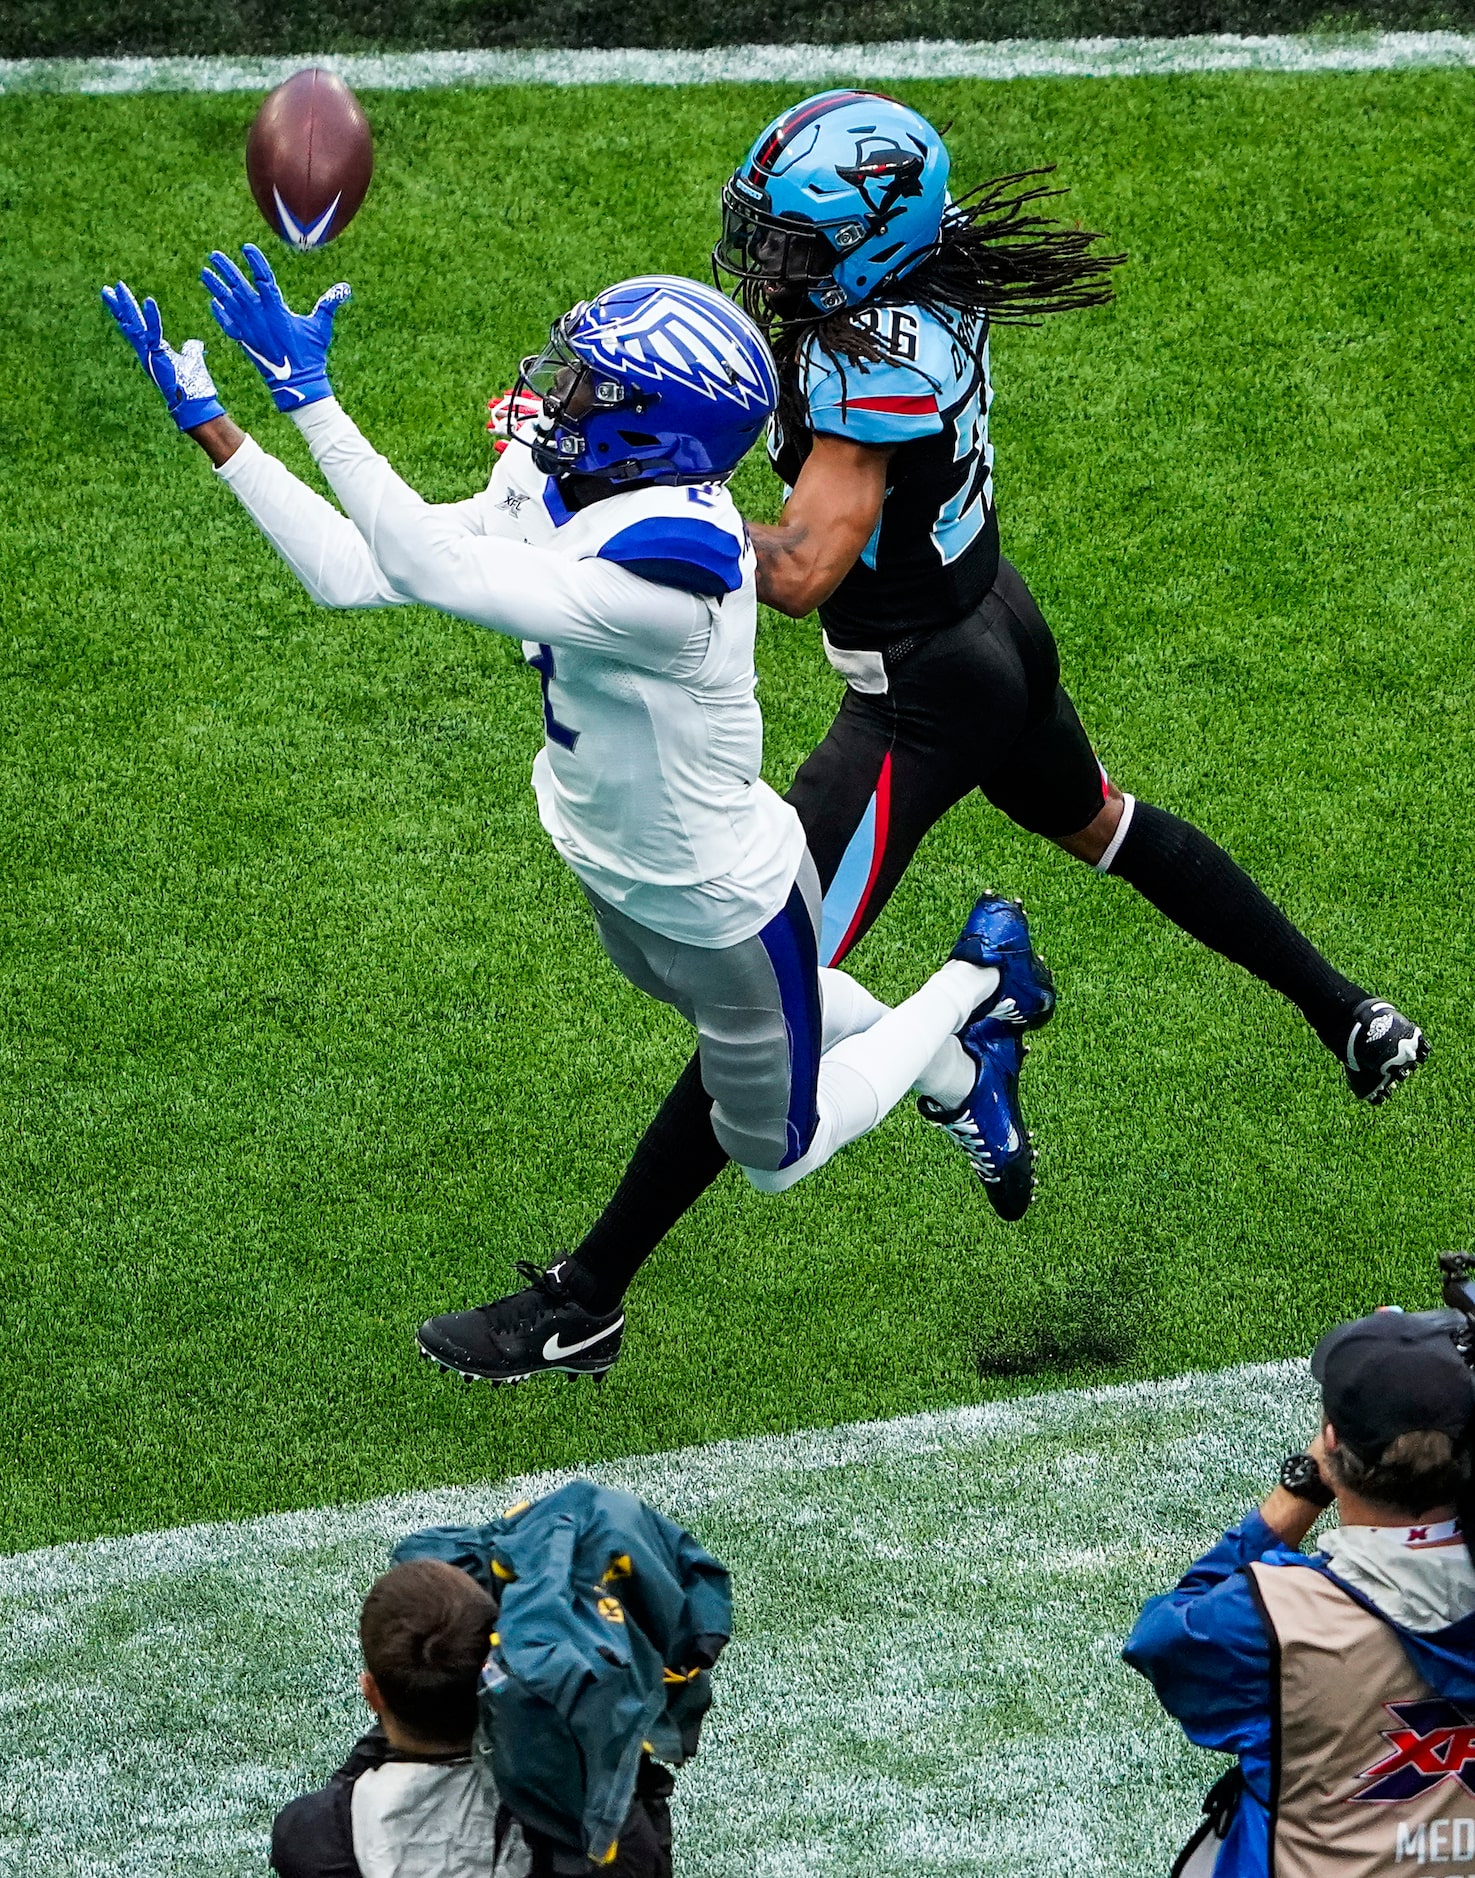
{"left": 245, "top": 68, "right": 373, "bottom": 251}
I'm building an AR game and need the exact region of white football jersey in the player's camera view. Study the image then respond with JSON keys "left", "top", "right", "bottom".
{"left": 218, "top": 405, "right": 803, "bottom": 947}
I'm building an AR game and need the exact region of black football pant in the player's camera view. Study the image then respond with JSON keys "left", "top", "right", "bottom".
{"left": 791, "top": 558, "right": 1109, "bottom": 965}
{"left": 565, "top": 560, "right": 1367, "bottom": 1312}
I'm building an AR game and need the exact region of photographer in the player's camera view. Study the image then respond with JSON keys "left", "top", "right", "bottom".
{"left": 270, "top": 1557, "right": 509, "bottom": 1876}
{"left": 271, "top": 1481, "right": 727, "bottom": 1878}
{"left": 1125, "top": 1309, "right": 1475, "bottom": 1877}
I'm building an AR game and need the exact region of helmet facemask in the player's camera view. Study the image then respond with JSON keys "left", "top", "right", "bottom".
{"left": 515, "top": 310, "right": 654, "bottom": 479}
{"left": 713, "top": 178, "right": 860, "bottom": 316}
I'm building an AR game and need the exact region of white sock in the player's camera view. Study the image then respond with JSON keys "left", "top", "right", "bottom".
{"left": 929, "top": 959, "right": 1001, "bottom": 1031}
{"left": 915, "top": 1034, "right": 975, "bottom": 1111}
{"left": 742, "top": 960, "right": 998, "bottom": 1193}
{"left": 818, "top": 966, "right": 889, "bottom": 1051}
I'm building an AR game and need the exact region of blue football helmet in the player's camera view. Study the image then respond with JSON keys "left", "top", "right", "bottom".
{"left": 714, "top": 90, "right": 950, "bottom": 315}
{"left": 514, "top": 275, "right": 778, "bottom": 484}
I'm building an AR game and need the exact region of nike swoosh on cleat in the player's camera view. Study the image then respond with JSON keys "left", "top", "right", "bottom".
{"left": 240, "top": 341, "right": 293, "bottom": 381}
{"left": 543, "top": 1321, "right": 623, "bottom": 1361}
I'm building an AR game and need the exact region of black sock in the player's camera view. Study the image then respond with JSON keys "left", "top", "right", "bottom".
{"left": 563, "top": 1053, "right": 729, "bottom": 1315}
{"left": 1107, "top": 801, "right": 1367, "bottom": 1055}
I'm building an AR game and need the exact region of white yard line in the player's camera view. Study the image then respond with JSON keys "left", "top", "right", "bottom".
{"left": 6, "top": 32, "right": 1475, "bottom": 94}
{"left": 0, "top": 1359, "right": 1316, "bottom": 1876}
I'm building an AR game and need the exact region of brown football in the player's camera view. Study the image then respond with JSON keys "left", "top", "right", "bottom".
{"left": 246, "top": 68, "right": 373, "bottom": 251}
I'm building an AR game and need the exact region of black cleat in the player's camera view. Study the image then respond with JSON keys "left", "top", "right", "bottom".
{"left": 1344, "top": 999, "right": 1429, "bottom": 1106}
{"left": 417, "top": 1260, "right": 623, "bottom": 1386}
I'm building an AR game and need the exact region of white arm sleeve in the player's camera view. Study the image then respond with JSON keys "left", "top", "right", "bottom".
{"left": 215, "top": 433, "right": 408, "bottom": 609}
{"left": 291, "top": 399, "right": 710, "bottom": 669}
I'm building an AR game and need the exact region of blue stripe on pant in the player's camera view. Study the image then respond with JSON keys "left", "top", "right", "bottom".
{"left": 755, "top": 877, "right": 823, "bottom": 1168}
{"left": 578, "top": 852, "right": 826, "bottom": 1175}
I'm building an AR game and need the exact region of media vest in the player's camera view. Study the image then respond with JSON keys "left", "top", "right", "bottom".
{"left": 1178, "top": 1562, "right": 1475, "bottom": 1877}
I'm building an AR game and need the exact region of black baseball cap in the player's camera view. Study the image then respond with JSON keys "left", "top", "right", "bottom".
{"left": 1311, "top": 1309, "right": 1475, "bottom": 1458}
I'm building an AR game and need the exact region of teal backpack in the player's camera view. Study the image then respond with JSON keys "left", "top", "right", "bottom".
{"left": 392, "top": 1479, "right": 731, "bottom": 1866}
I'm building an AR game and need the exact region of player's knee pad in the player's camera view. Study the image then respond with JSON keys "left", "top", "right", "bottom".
{"left": 739, "top": 1156, "right": 810, "bottom": 1196}
{"left": 710, "top": 1078, "right": 820, "bottom": 1177}
{"left": 735, "top": 1109, "right": 830, "bottom": 1194}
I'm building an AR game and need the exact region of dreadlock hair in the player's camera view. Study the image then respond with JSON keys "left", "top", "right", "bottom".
{"left": 749, "top": 169, "right": 1125, "bottom": 446}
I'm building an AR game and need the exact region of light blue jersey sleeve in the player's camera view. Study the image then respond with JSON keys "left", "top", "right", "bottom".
{"left": 800, "top": 306, "right": 963, "bottom": 446}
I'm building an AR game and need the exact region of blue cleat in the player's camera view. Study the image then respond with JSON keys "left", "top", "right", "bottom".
{"left": 919, "top": 1026, "right": 1037, "bottom": 1221}
{"left": 918, "top": 891, "right": 1053, "bottom": 1220}
{"left": 948, "top": 891, "right": 1055, "bottom": 1035}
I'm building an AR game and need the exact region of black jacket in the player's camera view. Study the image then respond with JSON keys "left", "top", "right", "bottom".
{"left": 270, "top": 1728, "right": 674, "bottom": 1878}
{"left": 270, "top": 1728, "right": 500, "bottom": 1878}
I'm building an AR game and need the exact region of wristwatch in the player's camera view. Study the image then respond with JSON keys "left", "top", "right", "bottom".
{"left": 1279, "top": 1451, "right": 1335, "bottom": 1507}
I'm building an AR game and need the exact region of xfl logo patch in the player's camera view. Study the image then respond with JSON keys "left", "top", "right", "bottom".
{"left": 1354, "top": 1699, "right": 1475, "bottom": 1802}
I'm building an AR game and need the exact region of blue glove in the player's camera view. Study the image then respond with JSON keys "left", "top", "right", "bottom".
{"left": 201, "top": 243, "right": 350, "bottom": 413}
{"left": 100, "top": 281, "right": 225, "bottom": 431}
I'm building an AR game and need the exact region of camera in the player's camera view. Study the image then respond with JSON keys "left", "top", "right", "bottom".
{"left": 1438, "top": 1253, "right": 1475, "bottom": 1367}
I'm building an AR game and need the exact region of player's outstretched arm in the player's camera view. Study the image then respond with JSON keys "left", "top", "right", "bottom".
{"left": 101, "top": 277, "right": 407, "bottom": 610}
{"left": 200, "top": 246, "right": 708, "bottom": 658}
{"left": 207, "top": 420, "right": 409, "bottom": 610}
{"left": 290, "top": 398, "right": 709, "bottom": 665}
{"left": 749, "top": 432, "right": 891, "bottom": 618}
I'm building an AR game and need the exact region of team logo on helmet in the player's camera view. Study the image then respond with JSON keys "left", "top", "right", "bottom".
{"left": 835, "top": 138, "right": 927, "bottom": 218}
{"left": 577, "top": 286, "right": 774, "bottom": 410}
{"left": 1352, "top": 1698, "right": 1475, "bottom": 1802}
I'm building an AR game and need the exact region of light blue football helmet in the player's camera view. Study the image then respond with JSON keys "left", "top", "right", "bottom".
{"left": 515, "top": 274, "right": 779, "bottom": 484}
{"left": 714, "top": 90, "right": 950, "bottom": 315}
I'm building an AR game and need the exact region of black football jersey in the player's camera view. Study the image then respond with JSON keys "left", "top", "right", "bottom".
{"left": 769, "top": 301, "right": 1000, "bottom": 648}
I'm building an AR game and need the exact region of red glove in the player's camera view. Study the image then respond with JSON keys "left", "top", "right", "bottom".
{"left": 486, "top": 387, "right": 543, "bottom": 455}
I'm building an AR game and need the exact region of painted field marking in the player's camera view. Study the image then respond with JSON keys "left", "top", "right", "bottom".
{"left": 7, "top": 33, "right": 1475, "bottom": 94}
{"left": 1, "top": 1358, "right": 1317, "bottom": 1876}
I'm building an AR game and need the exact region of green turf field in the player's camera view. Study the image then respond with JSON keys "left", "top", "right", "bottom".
{"left": 3, "top": 1362, "right": 1316, "bottom": 1876}
{"left": 1, "top": 69, "right": 1471, "bottom": 1556}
